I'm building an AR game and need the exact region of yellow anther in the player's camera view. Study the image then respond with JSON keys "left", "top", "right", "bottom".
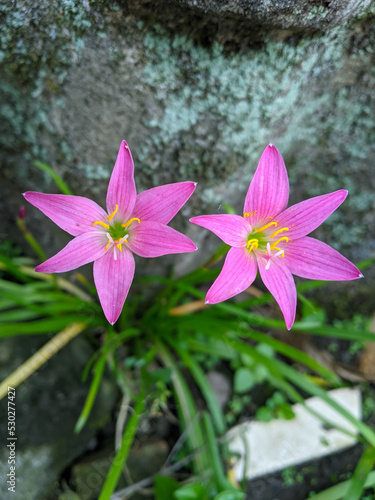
{"left": 107, "top": 204, "right": 118, "bottom": 221}
{"left": 121, "top": 217, "right": 140, "bottom": 229}
{"left": 270, "top": 227, "right": 289, "bottom": 239}
{"left": 254, "top": 221, "right": 278, "bottom": 233}
{"left": 116, "top": 239, "right": 127, "bottom": 251}
{"left": 105, "top": 241, "right": 111, "bottom": 251}
{"left": 93, "top": 221, "right": 110, "bottom": 229}
{"left": 270, "top": 236, "right": 289, "bottom": 249}
{"left": 246, "top": 238, "right": 259, "bottom": 252}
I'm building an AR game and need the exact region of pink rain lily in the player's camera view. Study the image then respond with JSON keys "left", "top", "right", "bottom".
{"left": 190, "top": 145, "right": 363, "bottom": 330}
{"left": 24, "top": 141, "right": 197, "bottom": 324}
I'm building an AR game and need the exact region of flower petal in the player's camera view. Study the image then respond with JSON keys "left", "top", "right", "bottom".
{"left": 257, "top": 253, "right": 296, "bottom": 330}
{"left": 275, "top": 190, "right": 348, "bottom": 240}
{"left": 243, "top": 144, "right": 289, "bottom": 225}
{"left": 35, "top": 232, "right": 107, "bottom": 273}
{"left": 285, "top": 236, "right": 363, "bottom": 281}
{"left": 206, "top": 247, "right": 258, "bottom": 304}
{"left": 189, "top": 214, "right": 250, "bottom": 247}
{"left": 94, "top": 248, "right": 135, "bottom": 325}
{"left": 133, "top": 181, "right": 196, "bottom": 224}
{"left": 23, "top": 192, "right": 108, "bottom": 237}
{"left": 106, "top": 140, "right": 137, "bottom": 221}
{"left": 127, "top": 221, "right": 197, "bottom": 257}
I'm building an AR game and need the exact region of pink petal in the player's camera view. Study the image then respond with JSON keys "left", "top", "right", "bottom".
{"left": 275, "top": 190, "right": 348, "bottom": 240}
{"left": 23, "top": 192, "right": 108, "bottom": 237}
{"left": 257, "top": 253, "right": 296, "bottom": 330}
{"left": 243, "top": 145, "right": 289, "bottom": 225}
{"left": 94, "top": 248, "right": 135, "bottom": 325}
{"left": 35, "top": 232, "right": 107, "bottom": 273}
{"left": 284, "top": 237, "right": 363, "bottom": 281}
{"left": 206, "top": 247, "right": 258, "bottom": 304}
{"left": 132, "top": 181, "right": 196, "bottom": 224}
{"left": 127, "top": 221, "right": 197, "bottom": 257}
{"left": 189, "top": 214, "right": 250, "bottom": 247}
{"left": 106, "top": 140, "right": 137, "bottom": 221}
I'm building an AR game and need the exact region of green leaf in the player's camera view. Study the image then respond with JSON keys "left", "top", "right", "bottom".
{"left": 0, "top": 253, "right": 32, "bottom": 283}
{"left": 173, "top": 344, "right": 227, "bottom": 435}
{"left": 154, "top": 475, "right": 180, "bottom": 500}
{"left": 226, "top": 335, "right": 375, "bottom": 447}
{"left": 214, "top": 491, "right": 245, "bottom": 500}
{"left": 255, "top": 406, "right": 273, "bottom": 422}
{"left": 0, "top": 315, "right": 97, "bottom": 338}
{"left": 157, "top": 342, "right": 209, "bottom": 475}
{"left": 342, "top": 445, "right": 375, "bottom": 500}
{"left": 98, "top": 387, "right": 145, "bottom": 500}
{"left": 75, "top": 347, "right": 109, "bottom": 433}
{"left": 234, "top": 368, "right": 255, "bottom": 394}
{"left": 32, "top": 160, "right": 73, "bottom": 195}
{"left": 308, "top": 471, "right": 375, "bottom": 500}
{"left": 276, "top": 403, "right": 295, "bottom": 420}
{"left": 0, "top": 308, "right": 41, "bottom": 323}
{"left": 174, "top": 482, "right": 207, "bottom": 500}
{"left": 202, "top": 412, "right": 235, "bottom": 492}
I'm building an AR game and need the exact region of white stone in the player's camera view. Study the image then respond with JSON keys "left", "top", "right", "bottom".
{"left": 227, "top": 387, "right": 361, "bottom": 480}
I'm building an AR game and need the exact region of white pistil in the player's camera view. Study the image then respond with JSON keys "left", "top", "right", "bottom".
{"left": 105, "top": 233, "right": 129, "bottom": 261}
{"left": 265, "top": 242, "right": 284, "bottom": 270}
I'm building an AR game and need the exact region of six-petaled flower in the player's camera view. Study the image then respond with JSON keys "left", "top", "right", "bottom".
{"left": 24, "top": 141, "right": 197, "bottom": 324}
{"left": 190, "top": 144, "right": 363, "bottom": 330}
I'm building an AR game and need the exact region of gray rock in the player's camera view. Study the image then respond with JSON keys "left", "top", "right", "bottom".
{"left": 0, "top": 335, "right": 118, "bottom": 500}
{"left": 207, "top": 371, "right": 232, "bottom": 408}
{"left": 128, "top": 0, "right": 372, "bottom": 36}
{"left": 1, "top": 1, "right": 374, "bottom": 311}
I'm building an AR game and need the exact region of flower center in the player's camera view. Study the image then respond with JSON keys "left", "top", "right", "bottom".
{"left": 92, "top": 205, "right": 141, "bottom": 259}
{"left": 245, "top": 219, "right": 290, "bottom": 261}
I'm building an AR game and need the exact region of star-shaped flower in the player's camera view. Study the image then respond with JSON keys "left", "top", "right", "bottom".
{"left": 190, "top": 145, "right": 363, "bottom": 330}
{"left": 24, "top": 141, "right": 197, "bottom": 324}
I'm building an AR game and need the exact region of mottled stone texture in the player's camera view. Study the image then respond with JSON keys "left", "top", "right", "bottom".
{"left": 0, "top": 335, "right": 117, "bottom": 499}
{"left": 1, "top": 0, "right": 374, "bottom": 313}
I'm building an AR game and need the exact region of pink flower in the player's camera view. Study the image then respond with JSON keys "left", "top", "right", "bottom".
{"left": 190, "top": 145, "right": 363, "bottom": 330}
{"left": 24, "top": 141, "right": 197, "bottom": 324}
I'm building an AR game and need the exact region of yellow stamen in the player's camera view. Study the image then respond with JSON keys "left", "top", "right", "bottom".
{"left": 116, "top": 239, "right": 127, "bottom": 251}
{"left": 270, "top": 236, "right": 289, "bottom": 249}
{"left": 121, "top": 217, "right": 140, "bottom": 228}
{"left": 107, "top": 204, "right": 118, "bottom": 221}
{"left": 92, "top": 221, "right": 110, "bottom": 229}
{"left": 105, "top": 241, "right": 111, "bottom": 251}
{"left": 246, "top": 238, "right": 259, "bottom": 252}
{"left": 253, "top": 222, "right": 277, "bottom": 233}
{"left": 270, "top": 227, "right": 289, "bottom": 239}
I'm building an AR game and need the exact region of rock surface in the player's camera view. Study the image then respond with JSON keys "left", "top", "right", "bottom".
{"left": 1, "top": 0, "right": 374, "bottom": 311}
{"left": 0, "top": 335, "right": 117, "bottom": 500}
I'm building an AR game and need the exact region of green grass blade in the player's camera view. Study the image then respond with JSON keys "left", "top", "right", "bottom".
{"left": 0, "top": 308, "right": 41, "bottom": 323}
{"left": 308, "top": 470, "right": 375, "bottom": 500}
{"left": 32, "top": 160, "right": 73, "bottom": 195}
{"left": 208, "top": 331, "right": 375, "bottom": 447}
{"left": 173, "top": 343, "right": 227, "bottom": 435}
{"left": 98, "top": 387, "right": 145, "bottom": 500}
{"left": 0, "top": 315, "right": 98, "bottom": 337}
{"left": 342, "top": 445, "right": 375, "bottom": 500}
{"left": 157, "top": 342, "right": 208, "bottom": 475}
{"left": 75, "top": 347, "right": 109, "bottom": 433}
{"left": 202, "top": 411, "right": 231, "bottom": 491}
{"left": 0, "top": 254, "right": 32, "bottom": 283}
{"left": 240, "top": 329, "right": 341, "bottom": 385}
